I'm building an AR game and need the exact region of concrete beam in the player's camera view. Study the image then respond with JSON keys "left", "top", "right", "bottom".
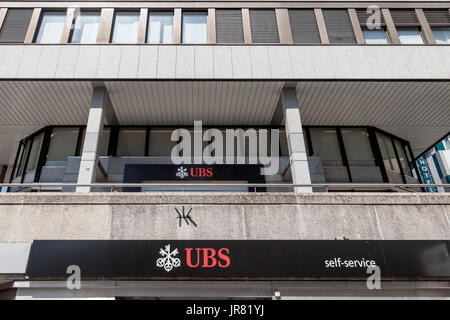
{"left": 282, "top": 84, "right": 312, "bottom": 193}
{"left": 76, "top": 86, "right": 117, "bottom": 192}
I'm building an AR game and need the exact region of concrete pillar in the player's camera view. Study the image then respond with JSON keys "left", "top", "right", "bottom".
{"left": 281, "top": 84, "right": 312, "bottom": 193}
{"left": 76, "top": 86, "right": 116, "bottom": 192}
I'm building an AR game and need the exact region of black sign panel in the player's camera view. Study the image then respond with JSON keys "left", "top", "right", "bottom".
{"left": 123, "top": 164, "right": 265, "bottom": 192}
{"left": 26, "top": 240, "right": 450, "bottom": 280}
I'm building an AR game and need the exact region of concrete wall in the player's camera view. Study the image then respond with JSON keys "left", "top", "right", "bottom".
{"left": 0, "top": 193, "right": 448, "bottom": 242}
{"left": 0, "top": 45, "right": 449, "bottom": 80}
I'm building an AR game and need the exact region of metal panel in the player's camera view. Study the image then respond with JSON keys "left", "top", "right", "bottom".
{"left": 288, "top": 9, "right": 321, "bottom": 44}
{"left": 390, "top": 9, "right": 420, "bottom": 25}
{"left": 249, "top": 9, "right": 279, "bottom": 43}
{"left": 0, "top": 8, "right": 33, "bottom": 43}
{"left": 216, "top": 9, "right": 244, "bottom": 44}
{"left": 423, "top": 9, "right": 450, "bottom": 26}
{"left": 322, "top": 9, "right": 357, "bottom": 44}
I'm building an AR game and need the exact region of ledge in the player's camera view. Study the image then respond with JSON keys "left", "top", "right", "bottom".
{"left": 0, "top": 192, "right": 448, "bottom": 205}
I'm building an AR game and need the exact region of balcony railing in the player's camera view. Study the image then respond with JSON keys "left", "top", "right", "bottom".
{"left": 0, "top": 183, "right": 449, "bottom": 193}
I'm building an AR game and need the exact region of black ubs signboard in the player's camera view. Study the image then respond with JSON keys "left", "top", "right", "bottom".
{"left": 26, "top": 240, "right": 450, "bottom": 280}
{"left": 123, "top": 164, "right": 265, "bottom": 192}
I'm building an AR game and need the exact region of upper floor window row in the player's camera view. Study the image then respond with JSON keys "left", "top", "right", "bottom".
{"left": 0, "top": 7, "right": 449, "bottom": 45}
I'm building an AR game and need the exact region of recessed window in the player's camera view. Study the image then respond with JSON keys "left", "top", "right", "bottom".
{"left": 0, "top": 9, "right": 34, "bottom": 43}
{"left": 432, "top": 27, "right": 450, "bottom": 44}
{"left": 35, "top": 11, "right": 66, "bottom": 43}
{"left": 182, "top": 12, "right": 207, "bottom": 44}
{"left": 362, "top": 28, "right": 389, "bottom": 44}
{"left": 322, "top": 9, "right": 356, "bottom": 44}
{"left": 147, "top": 13, "right": 173, "bottom": 44}
{"left": 397, "top": 27, "right": 424, "bottom": 44}
{"left": 249, "top": 9, "right": 279, "bottom": 43}
{"left": 111, "top": 12, "right": 139, "bottom": 44}
{"left": 216, "top": 9, "right": 244, "bottom": 44}
{"left": 70, "top": 12, "right": 100, "bottom": 43}
{"left": 46, "top": 128, "right": 79, "bottom": 164}
{"left": 116, "top": 129, "right": 146, "bottom": 156}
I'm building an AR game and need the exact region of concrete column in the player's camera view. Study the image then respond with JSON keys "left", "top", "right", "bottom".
{"left": 76, "top": 86, "right": 116, "bottom": 192}
{"left": 281, "top": 85, "right": 312, "bottom": 193}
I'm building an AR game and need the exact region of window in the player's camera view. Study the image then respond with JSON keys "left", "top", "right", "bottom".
{"left": 147, "top": 13, "right": 173, "bottom": 44}
{"left": 309, "top": 128, "right": 349, "bottom": 182}
{"left": 148, "top": 130, "right": 177, "bottom": 156}
{"left": 376, "top": 132, "right": 403, "bottom": 183}
{"left": 341, "top": 128, "right": 383, "bottom": 183}
{"left": 46, "top": 128, "right": 79, "bottom": 164}
{"left": 390, "top": 10, "right": 424, "bottom": 44}
{"left": 17, "top": 140, "right": 31, "bottom": 177}
{"left": 70, "top": 12, "right": 100, "bottom": 43}
{"left": 322, "top": 9, "right": 356, "bottom": 44}
{"left": 249, "top": 9, "right": 279, "bottom": 43}
{"left": 116, "top": 129, "right": 146, "bottom": 156}
{"left": 26, "top": 133, "right": 44, "bottom": 172}
{"left": 394, "top": 139, "right": 413, "bottom": 178}
{"left": 97, "top": 129, "right": 111, "bottom": 156}
{"left": 111, "top": 12, "right": 139, "bottom": 43}
{"left": 288, "top": 9, "right": 321, "bottom": 44}
{"left": 35, "top": 11, "right": 66, "bottom": 43}
{"left": 397, "top": 27, "right": 424, "bottom": 44}
{"left": 182, "top": 12, "right": 207, "bottom": 43}
{"left": 216, "top": 9, "right": 244, "bottom": 43}
{"left": 424, "top": 10, "right": 450, "bottom": 44}
{"left": 362, "top": 28, "right": 389, "bottom": 44}
{"left": 432, "top": 27, "right": 450, "bottom": 44}
{"left": 0, "top": 9, "right": 34, "bottom": 43}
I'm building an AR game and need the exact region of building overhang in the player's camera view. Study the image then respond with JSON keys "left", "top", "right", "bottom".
{"left": 0, "top": 79, "right": 448, "bottom": 165}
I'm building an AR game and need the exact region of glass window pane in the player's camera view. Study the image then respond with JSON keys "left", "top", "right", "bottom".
{"left": 432, "top": 27, "right": 450, "bottom": 44}
{"left": 376, "top": 133, "right": 399, "bottom": 172}
{"left": 14, "top": 143, "right": 24, "bottom": 178}
{"left": 112, "top": 12, "right": 139, "bottom": 43}
{"left": 309, "top": 128, "right": 344, "bottom": 166}
{"left": 97, "top": 129, "right": 110, "bottom": 156}
{"left": 35, "top": 12, "right": 66, "bottom": 43}
{"left": 394, "top": 140, "right": 413, "bottom": 177}
{"left": 342, "top": 128, "right": 383, "bottom": 183}
{"left": 341, "top": 128, "right": 375, "bottom": 166}
{"left": 182, "top": 13, "right": 207, "bottom": 43}
{"left": 26, "top": 133, "right": 44, "bottom": 172}
{"left": 147, "top": 13, "right": 173, "bottom": 44}
{"left": 398, "top": 27, "right": 424, "bottom": 44}
{"left": 46, "top": 128, "right": 79, "bottom": 163}
{"left": 17, "top": 140, "right": 31, "bottom": 176}
{"left": 148, "top": 130, "right": 177, "bottom": 156}
{"left": 309, "top": 128, "right": 349, "bottom": 182}
{"left": 362, "top": 28, "right": 388, "bottom": 44}
{"left": 116, "top": 129, "right": 146, "bottom": 156}
{"left": 71, "top": 12, "right": 100, "bottom": 43}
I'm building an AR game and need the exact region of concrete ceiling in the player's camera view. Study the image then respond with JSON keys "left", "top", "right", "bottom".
{"left": 0, "top": 80, "right": 448, "bottom": 165}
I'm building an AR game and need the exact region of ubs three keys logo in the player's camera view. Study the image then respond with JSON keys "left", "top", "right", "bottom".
{"left": 156, "top": 243, "right": 231, "bottom": 272}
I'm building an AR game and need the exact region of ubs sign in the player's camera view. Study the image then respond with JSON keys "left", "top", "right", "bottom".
{"left": 156, "top": 244, "right": 231, "bottom": 272}
{"left": 26, "top": 240, "right": 450, "bottom": 279}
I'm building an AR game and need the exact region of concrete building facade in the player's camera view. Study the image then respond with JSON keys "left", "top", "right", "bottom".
{"left": 0, "top": 0, "right": 449, "bottom": 299}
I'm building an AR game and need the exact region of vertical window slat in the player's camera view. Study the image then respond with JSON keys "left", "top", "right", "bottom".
{"left": 249, "top": 9, "right": 279, "bottom": 43}
{"left": 0, "top": 9, "right": 34, "bottom": 43}
{"left": 289, "top": 9, "right": 321, "bottom": 43}
{"left": 216, "top": 9, "right": 244, "bottom": 43}
{"left": 322, "top": 9, "right": 356, "bottom": 44}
